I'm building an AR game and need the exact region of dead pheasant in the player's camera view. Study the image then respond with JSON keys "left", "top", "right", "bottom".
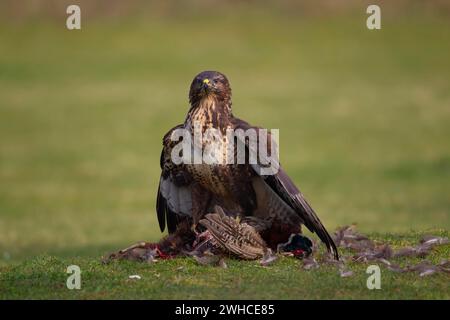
{"left": 197, "top": 206, "right": 268, "bottom": 260}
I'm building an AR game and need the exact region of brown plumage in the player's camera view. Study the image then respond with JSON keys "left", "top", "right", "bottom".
{"left": 156, "top": 70, "right": 339, "bottom": 260}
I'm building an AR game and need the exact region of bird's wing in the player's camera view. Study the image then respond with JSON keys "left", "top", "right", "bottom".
{"left": 232, "top": 118, "right": 339, "bottom": 259}
{"left": 156, "top": 124, "right": 193, "bottom": 233}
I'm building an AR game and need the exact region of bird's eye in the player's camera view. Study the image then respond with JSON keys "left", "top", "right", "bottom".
{"left": 213, "top": 79, "right": 219, "bottom": 84}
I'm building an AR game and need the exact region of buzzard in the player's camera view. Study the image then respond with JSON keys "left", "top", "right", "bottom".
{"left": 156, "top": 71, "right": 339, "bottom": 260}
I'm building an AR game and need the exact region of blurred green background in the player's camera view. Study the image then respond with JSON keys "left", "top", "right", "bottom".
{"left": 1, "top": 0, "right": 449, "bottom": 265}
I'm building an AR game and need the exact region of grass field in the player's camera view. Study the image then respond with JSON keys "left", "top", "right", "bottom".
{"left": 0, "top": 6, "right": 449, "bottom": 299}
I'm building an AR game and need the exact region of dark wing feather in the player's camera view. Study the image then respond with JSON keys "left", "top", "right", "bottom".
{"left": 156, "top": 148, "right": 167, "bottom": 232}
{"left": 232, "top": 117, "right": 339, "bottom": 259}
{"left": 156, "top": 181, "right": 166, "bottom": 232}
{"left": 156, "top": 124, "right": 193, "bottom": 233}
{"left": 264, "top": 170, "right": 339, "bottom": 259}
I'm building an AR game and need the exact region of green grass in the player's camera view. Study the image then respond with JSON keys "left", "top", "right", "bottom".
{"left": 1, "top": 230, "right": 448, "bottom": 299}
{"left": 0, "top": 7, "right": 449, "bottom": 299}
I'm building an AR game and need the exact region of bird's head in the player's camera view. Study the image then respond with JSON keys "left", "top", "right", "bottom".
{"left": 189, "top": 71, "right": 231, "bottom": 105}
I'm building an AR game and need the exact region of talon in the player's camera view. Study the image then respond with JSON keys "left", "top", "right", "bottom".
{"left": 191, "top": 223, "right": 199, "bottom": 236}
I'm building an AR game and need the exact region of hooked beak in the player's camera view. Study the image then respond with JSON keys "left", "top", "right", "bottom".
{"left": 202, "top": 78, "right": 211, "bottom": 92}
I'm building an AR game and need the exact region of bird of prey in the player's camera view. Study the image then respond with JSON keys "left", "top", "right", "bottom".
{"left": 156, "top": 71, "right": 339, "bottom": 259}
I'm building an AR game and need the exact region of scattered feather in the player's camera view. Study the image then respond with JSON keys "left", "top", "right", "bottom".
{"left": 419, "top": 269, "right": 437, "bottom": 277}
{"left": 420, "top": 236, "right": 449, "bottom": 246}
{"left": 303, "top": 257, "right": 319, "bottom": 270}
{"left": 193, "top": 254, "right": 221, "bottom": 266}
{"left": 339, "top": 269, "right": 354, "bottom": 278}
{"left": 191, "top": 250, "right": 229, "bottom": 268}
{"left": 218, "top": 258, "right": 228, "bottom": 269}
{"left": 387, "top": 264, "right": 405, "bottom": 273}
{"left": 260, "top": 249, "right": 278, "bottom": 266}
{"left": 143, "top": 248, "right": 159, "bottom": 264}
{"left": 393, "top": 247, "right": 417, "bottom": 257}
